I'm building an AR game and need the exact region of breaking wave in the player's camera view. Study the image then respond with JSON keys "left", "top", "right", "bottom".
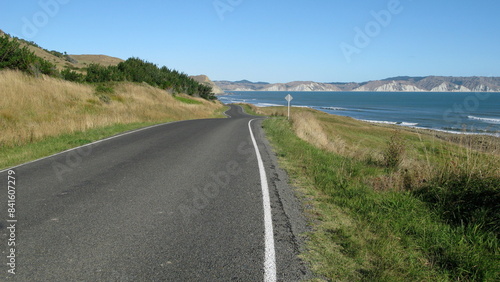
{"left": 319, "top": 106, "right": 348, "bottom": 111}
{"left": 360, "top": 120, "right": 418, "bottom": 127}
{"left": 468, "top": 115, "right": 500, "bottom": 124}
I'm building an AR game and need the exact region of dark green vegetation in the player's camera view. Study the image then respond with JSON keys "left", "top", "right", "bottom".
{"left": 0, "top": 34, "right": 214, "bottom": 99}
{"left": 417, "top": 175, "right": 499, "bottom": 238}
{"left": 262, "top": 116, "right": 499, "bottom": 281}
{"left": 0, "top": 34, "right": 58, "bottom": 76}
{"left": 83, "top": 58, "right": 214, "bottom": 99}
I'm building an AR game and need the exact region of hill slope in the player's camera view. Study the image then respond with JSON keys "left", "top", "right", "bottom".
{"left": 0, "top": 29, "right": 123, "bottom": 71}
{"left": 215, "top": 76, "right": 500, "bottom": 92}
{"left": 68, "top": 54, "right": 124, "bottom": 67}
{"left": 190, "top": 75, "right": 224, "bottom": 94}
{"left": 0, "top": 70, "right": 223, "bottom": 149}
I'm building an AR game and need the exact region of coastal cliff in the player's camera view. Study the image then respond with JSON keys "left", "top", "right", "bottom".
{"left": 215, "top": 76, "right": 500, "bottom": 92}
{"left": 190, "top": 75, "right": 225, "bottom": 94}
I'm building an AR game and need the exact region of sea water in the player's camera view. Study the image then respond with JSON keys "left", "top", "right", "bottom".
{"left": 218, "top": 91, "right": 500, "bottom": 137}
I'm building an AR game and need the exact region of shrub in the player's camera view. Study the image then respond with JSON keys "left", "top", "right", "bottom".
{"left": 384, "top": 131, "right": 406, "bottom": 169}
{"left": 61, "top": 68, "right": 84, "bottom": 82}
{"left": 0, "top": 34, "right": 57, "bottom": 76}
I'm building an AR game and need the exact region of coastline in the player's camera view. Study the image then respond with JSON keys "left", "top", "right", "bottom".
{"left": 218, "top": 90, "right": 500, "bottom": 94}
{"left": 223, "top": 102, "right": 500, "bottom": 138}
{"left": 218, "top": 91, "right": 500, "bottom": 138}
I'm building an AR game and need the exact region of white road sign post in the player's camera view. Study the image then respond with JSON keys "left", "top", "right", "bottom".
{"left": 285, "top": 94, "right": 293, "bottom": 120}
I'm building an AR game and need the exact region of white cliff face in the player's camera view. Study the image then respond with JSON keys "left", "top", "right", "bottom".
{"left": 352, "top": 85, "right": 370, "bottom": 92}
{"left": 263, "top": 84, "right": 287, "bottom": 91}
{"left": 431, "top": 82, "right": 450, "bottom": 92}
{"left": 215, "top": 77, "right": 500, "bottom": 92}
{"left": 257, "top": 82, "right": 499, "bottom": 92}
{"left": 431, "top": 82, "right": 473, "bottom": 92}
{"left": 354, "top": 81, "right": 424, "bottom": 92}
{"left": 471, "top": 85, "right": 497, "bottom": 92}
{"left": 234, "top": 87, "right": 255, "bottom": 91}
{"left": 457, "top": 85, "right": 471, "bottom": 92}
{"left": 261, "top": 82, "right": 341, "bottom": 92}
{"left": 374, "top": 81, "right": 424, "bottom": 92}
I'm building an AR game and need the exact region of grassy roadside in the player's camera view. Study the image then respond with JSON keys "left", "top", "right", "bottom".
{"left": 258, "top": 106, "right": 499, "bottom": 281}
{"left": 0, "top": 122, "right": 163, "bottom": 169}
{"left": 0, "top": 70, "right": 227, "bottom": 169}
{"left": 234, "top": 103, "right": 267, "bottom": 116}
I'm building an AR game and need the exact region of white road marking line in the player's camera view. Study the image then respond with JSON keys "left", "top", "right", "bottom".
{"left": 1, "top": 105, "right": 239, "bottom": 174}
{"left": 0, "top": 121, "right": 182, "bottom": 174}
{"left": 248, "top": 119, "right": 277, "bottom": 282}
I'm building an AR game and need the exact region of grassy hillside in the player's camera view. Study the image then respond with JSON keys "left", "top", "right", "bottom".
{"left": 1, "top": 33, "right": 214, "bottom": 98}
{"left": 3, "top": 35, "right": 122, "bottom": 71}
{"left": 68, "top": 54, "right": 124, "bottom": 67}
{"left": 0, "top": 29, "right": 223, "bottom": 169}
{"left": 0, "top": 70, "right": 225, "bottom": 169}
{"left": 252, "top": 105, "right": 499, "bottom": 281}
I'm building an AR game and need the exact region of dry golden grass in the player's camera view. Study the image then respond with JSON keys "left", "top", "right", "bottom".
{"left": 0, "top": 70, "right": 224, "bottom": 147}
{"left": 291, "top": 111, "right": 347, "bottom": 155}
{"left": 69, "top": 54, "right": 124, "bottom": 67}
{"left": 258, "top": 106, "right": 499, "bottom": 191}
{"left": 21, "top": 41, "right": 122, "bottom": 71}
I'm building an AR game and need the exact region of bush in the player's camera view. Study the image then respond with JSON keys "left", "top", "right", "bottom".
{"left": 61, "top": 68, "right": 84, "bottom": 82}
{"left": 0, "top": 34, "right": 57, "bottom": 76}
{"left": 384, "top": 131, "right": 406, "bottom": 169}
{"left": 116, "top": 58, "right": 215, "bottom": 99}
{"left": 85, "top": 64, "right": 123, "bottom": 83}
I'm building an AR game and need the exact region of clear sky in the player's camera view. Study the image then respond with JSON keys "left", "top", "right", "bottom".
{"left": 1, "top": 0, "right": 499, "bottom": 83}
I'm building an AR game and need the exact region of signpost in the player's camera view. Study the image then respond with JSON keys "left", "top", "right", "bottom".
{"left": 285, "top": 94, "right": 293, "bottom": 120}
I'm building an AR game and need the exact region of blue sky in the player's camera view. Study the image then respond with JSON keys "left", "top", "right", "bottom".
{"left": 1, "top": 0, "right": 499, "bottom": 83}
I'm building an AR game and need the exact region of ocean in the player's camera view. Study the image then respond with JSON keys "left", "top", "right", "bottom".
{"left": 218, "top": 91, "right": 500, "bottom": 137}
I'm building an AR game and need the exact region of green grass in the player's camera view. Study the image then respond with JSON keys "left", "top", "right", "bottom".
{"left": 216, "top": 105, "right": 231, "bottom": 118}
{"left": 174, "top": 95, "right": 203, "bottom": 105}
{"left": 263, "top": 117, "right": 499, "bottom": 281}
{"left": 0, "top": 121, "right": 170, "bottom": 170}
{"left": 236, "top": 103, "right": 267, "bottom": 116}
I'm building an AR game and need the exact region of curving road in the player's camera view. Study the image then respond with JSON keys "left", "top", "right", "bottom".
{"left": 0, "top": 105, "right": 309, "bottom": 281}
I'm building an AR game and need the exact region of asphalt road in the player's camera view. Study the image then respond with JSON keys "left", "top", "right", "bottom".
{"left": 0, "top": 105, "right": 309, "bottom": 281}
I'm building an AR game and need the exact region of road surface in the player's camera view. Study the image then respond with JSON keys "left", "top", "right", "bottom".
{"left": 0, "top": 105, "right": 309, "bottom": 281}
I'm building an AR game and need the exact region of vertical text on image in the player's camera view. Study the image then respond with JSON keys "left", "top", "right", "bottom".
{"left": 6, "top": 170, "right": 17, "bottom": 275}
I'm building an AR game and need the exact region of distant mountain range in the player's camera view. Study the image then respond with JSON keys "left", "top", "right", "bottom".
{"left": 215, "top": 76, "right": 500, "bottom": 92}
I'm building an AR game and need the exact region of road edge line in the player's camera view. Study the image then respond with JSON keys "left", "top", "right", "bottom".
{"left": 0, "top": 120, "right": 183, "bottom": 174}
{"left": 248, "top": 119, "right": 277, "bottom": 282}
